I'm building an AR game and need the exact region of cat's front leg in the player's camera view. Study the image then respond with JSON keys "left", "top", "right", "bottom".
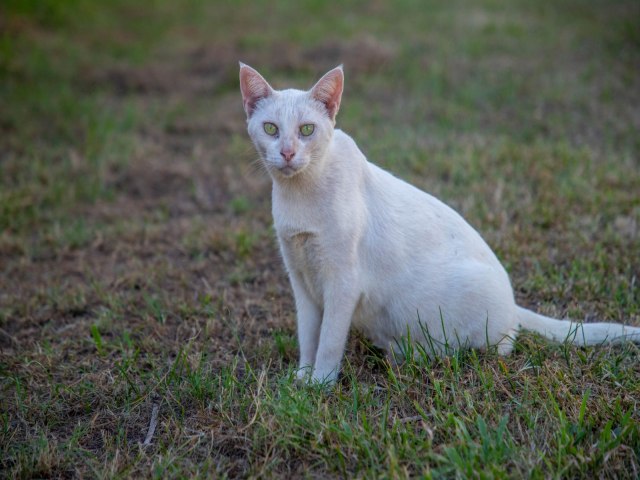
{"left": 312, "top": 277, "right": 360, "bottom": 385}
{"left": 290, "top": 275, "right": 322, "bottom": 381}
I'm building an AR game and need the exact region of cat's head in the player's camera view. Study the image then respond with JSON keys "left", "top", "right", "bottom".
{"left": 239, "top": 63, "right": 343, "bottom": 179}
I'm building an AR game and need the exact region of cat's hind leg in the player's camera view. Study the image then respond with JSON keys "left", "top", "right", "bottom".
{"left": 434, "top": 261, "right": 519, "bottom": 355}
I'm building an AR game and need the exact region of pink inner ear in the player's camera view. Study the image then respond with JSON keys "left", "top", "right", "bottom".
{"left": 311, "top": 67, "right": 344, "bottom": 121}
{"left": 240, "top": 66, "right": 273, "bottom": 117}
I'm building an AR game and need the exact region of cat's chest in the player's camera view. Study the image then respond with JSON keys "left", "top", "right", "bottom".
{"left": 279, "top": 230, "right": 325, "bottom": 304}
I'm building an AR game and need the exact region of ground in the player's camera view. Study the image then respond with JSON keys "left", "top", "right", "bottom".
{"left": 1, "top": 0, "right": 639, "bottom": 478}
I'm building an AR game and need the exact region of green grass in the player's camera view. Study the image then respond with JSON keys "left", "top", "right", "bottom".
{"left": 1, "top": 0, "right": 639, "bottom": 477}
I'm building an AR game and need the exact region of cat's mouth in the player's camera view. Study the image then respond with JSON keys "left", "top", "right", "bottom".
{"left": 277, "top": 164, "right": 301, "bottom": 177}
{"left": 268, "top": 156, "right": 306, "bottom": 178}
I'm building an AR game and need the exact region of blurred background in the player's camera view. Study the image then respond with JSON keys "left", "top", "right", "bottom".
{"left": 2, "top": 0, "right": 638, "bottom": 318}
{"left": 2, "top": 0, "right": 639, "bottom": 234}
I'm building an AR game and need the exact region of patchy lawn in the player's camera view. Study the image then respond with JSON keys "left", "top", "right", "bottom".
{"left": 1, "top": 0, "right": 639, "bottom": 477}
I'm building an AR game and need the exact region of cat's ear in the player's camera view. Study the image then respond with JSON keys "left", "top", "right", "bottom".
{"left": 239, "top": 62, "right": 274, "bottom": 118}
{"left": 310, "top": 65, "right": 344, "bottom": 122}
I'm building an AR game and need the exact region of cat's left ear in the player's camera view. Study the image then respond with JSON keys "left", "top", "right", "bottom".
{"left": 310, "top": 65, "right": 344, "bottom": 122}
{"left": 239, "top": 62, "right": 274, "bottom": 118}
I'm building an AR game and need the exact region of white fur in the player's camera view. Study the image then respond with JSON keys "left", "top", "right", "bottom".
{"left": 239, "top": 64, "right": 640, "bottom": 384}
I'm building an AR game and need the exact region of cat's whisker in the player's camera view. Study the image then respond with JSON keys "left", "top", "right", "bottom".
{"left": 243, "top": 157, "right": 268, "bottom": 177}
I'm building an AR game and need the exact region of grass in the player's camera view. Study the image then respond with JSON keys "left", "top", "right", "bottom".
{"left": 1, "top": 0, "right": 639, "bottom": 477}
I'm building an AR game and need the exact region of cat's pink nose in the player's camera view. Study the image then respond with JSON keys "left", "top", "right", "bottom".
{"left": 280, "top": 149, "right": 296, "bottom": 162}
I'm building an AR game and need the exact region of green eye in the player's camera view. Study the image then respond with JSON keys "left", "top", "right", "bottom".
{"left": 263, "top": 122, "right": 278, "bottom": 136}
{"left": 300, "top": 124, "right": 315, "bottom": 136}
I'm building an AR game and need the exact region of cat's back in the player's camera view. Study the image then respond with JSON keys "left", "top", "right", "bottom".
{"left": 359, "top": 149, "right": 501, "bottom": 268}
{"left": 328, "top": 128, "right": 499, "bottom": 266}
{"left": 330, "top": 129, "right": 466, "bottom": 238}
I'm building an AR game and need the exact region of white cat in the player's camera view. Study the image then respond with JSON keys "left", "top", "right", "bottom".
{"left": 239, "top": 63, "right": 640, "bottom": 384}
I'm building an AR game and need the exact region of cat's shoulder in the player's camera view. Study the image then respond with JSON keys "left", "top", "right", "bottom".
{"left": 333, "top": 128, "right": 354, "bottom": 143}
{"left": 332, "top": 128, "right": 363, "bottom": 156}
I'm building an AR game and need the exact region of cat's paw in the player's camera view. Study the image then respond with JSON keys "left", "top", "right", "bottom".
{"left": 310, "top": 368, "right": 338, "bottom": 387}
{"left": 294, "top": 366, "right": 338, "bottom": 388}
{"left": 294, "top": 366, "right": 312, "bottom": 384}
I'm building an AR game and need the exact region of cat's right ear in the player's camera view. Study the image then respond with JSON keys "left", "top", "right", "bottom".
{"left": 239, "top": 62, "right": 274, "bottom": 118}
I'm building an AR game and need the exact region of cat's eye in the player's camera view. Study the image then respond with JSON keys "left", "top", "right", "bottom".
{"left": 263, "top": 122, "right": 278, "bottom": 136}
{"left": 300, "top": 124, "right": 315, "bottom": 136}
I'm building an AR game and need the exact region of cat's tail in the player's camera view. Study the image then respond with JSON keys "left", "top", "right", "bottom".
{"left": 517, "top": 306, "right": 640, "bottom": 346}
